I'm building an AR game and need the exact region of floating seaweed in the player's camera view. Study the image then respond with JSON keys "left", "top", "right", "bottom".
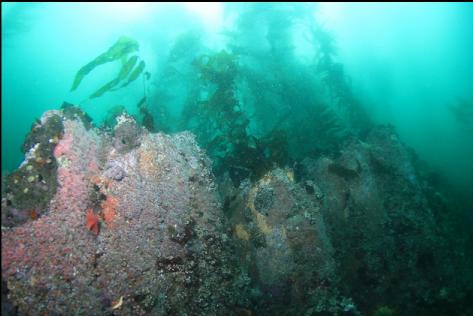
{"left": 121, "top": 60, "right": 145, "bottom": 88}
{"left": 89, "top": 78, "right": 120, "bottom": 99}
{"left": 70, "top": 36, "right": 148, "bottom": 99}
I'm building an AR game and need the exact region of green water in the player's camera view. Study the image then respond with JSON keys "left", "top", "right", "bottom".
{"left": 3, "top": 3, "right": 472, "bottom": 190}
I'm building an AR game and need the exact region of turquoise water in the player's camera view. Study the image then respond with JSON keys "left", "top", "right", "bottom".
{"left": 2, "top": 3, "right": 473, "bottom": 190}
{"left": 2, "top": 3, "right": 473, "bottom": 315}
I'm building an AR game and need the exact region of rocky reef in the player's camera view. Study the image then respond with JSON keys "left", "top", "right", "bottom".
{"left": 1, "top": 105, "right": 248, "bottom": 315}
{"left": 1, "top": 105, "right": 472, "bottom": 315}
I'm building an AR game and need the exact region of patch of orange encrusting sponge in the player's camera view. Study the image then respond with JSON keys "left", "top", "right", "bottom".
{"left": 86, "top": 209, "right": 100, "bottom": 235}
{"left": 89, "top": 174, "right": 119, "bottom": 229}
{"left": 101, "top": 195, "right": 118, "bottom": 228}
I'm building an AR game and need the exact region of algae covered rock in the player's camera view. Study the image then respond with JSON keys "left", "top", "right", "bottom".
{"left": 2, "top": 110, "right": 64, "bottom": 227}
{"left": 1, "top": 105, "right": 248, "bottom": 315}
{"left": 2, "top": 107, "right": 471, "bottom": 316}
{"left": 220, "top": 125, "right": 472, "bottom": 315}
{"left": 298, "top": 126, "right": 471, "bottom": 315}
{"left": 224, "top": 168, "right": 350, "bottom": 315}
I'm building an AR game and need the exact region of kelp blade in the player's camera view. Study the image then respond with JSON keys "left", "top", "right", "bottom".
{"left": 118, "top": 55, "right": 139, "bottom": 81}
{"left": 122, "top": 60, "right": 145, "bottom": 87}
{"left": 89, "top": 78, "right": 120, "bottom": 99}
{"left": 70, "top": 36, "right": 139, "bottom": 91}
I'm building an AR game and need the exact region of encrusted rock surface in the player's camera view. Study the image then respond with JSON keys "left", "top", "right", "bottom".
{"left": 1, "top": 107, "right": 248, "bottom": 315}
{"left": 224, "top": 168, "right": 352, "bottom": 315}
{"left": 2, "top": 108, "right": 472, "bottom": 316}
{"left": 221, "top": 126, "right": 472, "bottom": 315}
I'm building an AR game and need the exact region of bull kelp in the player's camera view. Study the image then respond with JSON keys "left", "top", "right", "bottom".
{"left": 2, "top": 3, "right": 473, "bottom": 316}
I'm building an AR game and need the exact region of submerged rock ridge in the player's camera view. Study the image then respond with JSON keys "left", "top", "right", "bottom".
{"left": 1, "top": 106, "right": 248, "bottom": 315}
{"left": 1, "top": 106, "right": 472, "bottom": 316}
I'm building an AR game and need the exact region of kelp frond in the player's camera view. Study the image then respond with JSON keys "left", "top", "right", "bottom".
{"left": 70, "top": 36, "right": 148, "bottom": 99}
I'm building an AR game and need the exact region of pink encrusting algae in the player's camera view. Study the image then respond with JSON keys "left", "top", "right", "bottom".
{"left": 0, "top": 110, "right": 232, "bottom": 315}
{"left": 52, "top": 132, "right": 73, "bottom": 158}
{"left": 51, "top": 119, "right": 101, "bottom": 214}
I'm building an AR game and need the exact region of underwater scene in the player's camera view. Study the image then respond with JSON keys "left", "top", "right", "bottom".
{"left": 1, "top": 2, "right": 473, "bottom": 315}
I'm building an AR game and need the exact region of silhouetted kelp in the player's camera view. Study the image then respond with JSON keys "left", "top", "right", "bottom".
{"left": 71, "top": 36, "right": 149, "bottom": 99}
{"left": 67, "top": 4, "right": 369, "bottom": 181}
{"left": 448, "top": 98, "right": 473, "bottom": 131}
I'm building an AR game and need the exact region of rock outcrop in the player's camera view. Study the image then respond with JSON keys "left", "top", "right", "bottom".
{"left": 2, "top": 107, "right": 472, "bottom": 316}
{"left": 1, "top": 107, "right": 248, "bottom": 315}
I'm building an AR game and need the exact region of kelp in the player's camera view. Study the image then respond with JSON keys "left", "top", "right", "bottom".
{"left": 449, "top": 98, "right": 473, "bottom": 128}
{"left": 168, "top": 31, "right": 202, "bottom": 62}
{"left": 118, "top": 55, "right": 139, "bottom": 81}
{"left": 193, "top": 50, "right": 238, "bottom": 84}
{"left": 136, "top": 96, "right": 155, "bottom": 132}
{"left": 70, "top": 36, "right": 149, "bottom": 99}
{"left": 121, "top": 60, "right": 145, "bottom": 88}
{"left": 89, "top": 78, "right": 120, "bottom": 99}
{"left": 181, "top": 50, "right": 248, "bottom": 175}
{"left": 71, "top": 36, "right": 138, "bottom": 91}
